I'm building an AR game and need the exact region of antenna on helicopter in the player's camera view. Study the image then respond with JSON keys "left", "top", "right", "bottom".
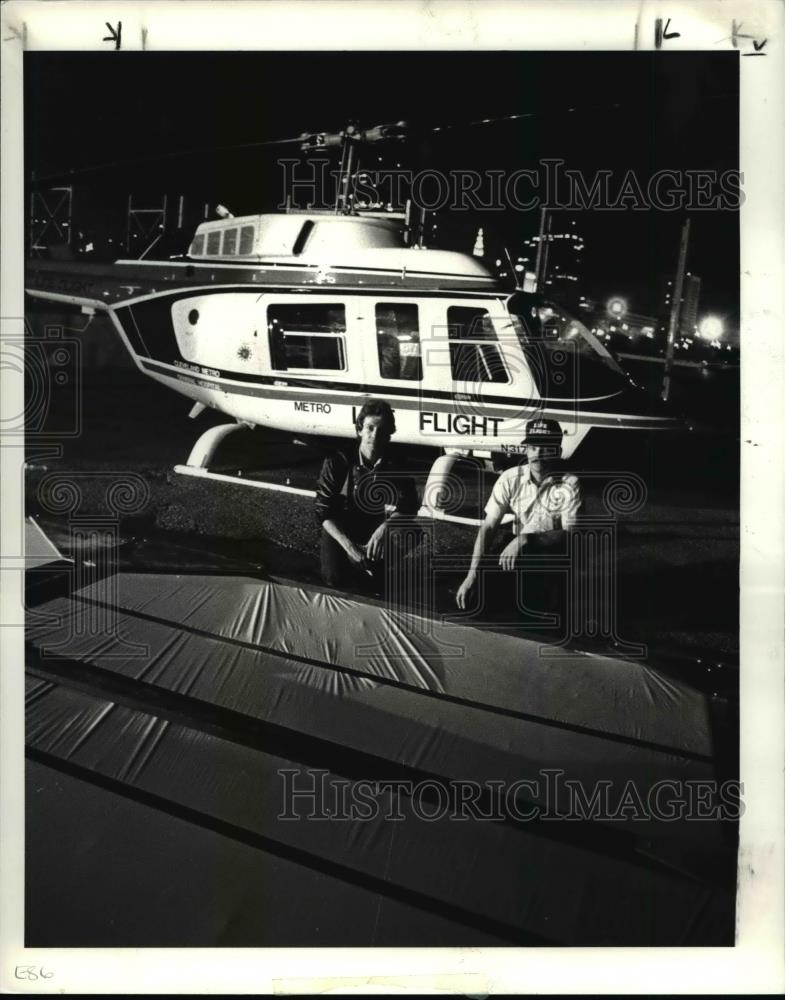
{"left": 504, "top": 246, "right": 524, "bottom": 291}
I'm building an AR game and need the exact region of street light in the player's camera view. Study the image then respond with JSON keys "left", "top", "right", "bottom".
{"left": 607, "top": 297, "right": 627, "bottom": 319}
{"left": 698, "top": 315, "right": 724, "bottom": 340}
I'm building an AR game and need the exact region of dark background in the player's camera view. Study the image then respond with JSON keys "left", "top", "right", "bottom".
{"left": 25, "top": 51, "right": 739, "bottom": 326}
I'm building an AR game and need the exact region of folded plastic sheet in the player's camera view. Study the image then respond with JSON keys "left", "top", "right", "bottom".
{"left": 26, "top": 757, "right": 510, "bottom": 948}
{"left": 25, "top": 517, "right": 67, "bottom": 568}
{"left": 25, "top": 573, "right": 722, "bottom": 852}
{"left": 25, "top": 677, "right": 734, "bottom": 946}
{"left": 80, "top": 572, "right": 710, "bottom": 753}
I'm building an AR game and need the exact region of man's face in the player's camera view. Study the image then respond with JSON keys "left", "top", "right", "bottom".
{"left": 525, "top": 440, "right": 559, "bottom": 475}
{"left": 358, "top": 415, "right": 390, "bottom": 463}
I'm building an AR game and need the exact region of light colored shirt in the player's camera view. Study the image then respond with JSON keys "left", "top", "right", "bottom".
{"left": 485, "top": 464, "right": 581, "bottom": 535}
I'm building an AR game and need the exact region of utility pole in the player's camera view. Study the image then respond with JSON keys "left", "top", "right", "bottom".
{"left": 661, "top": 218, "right": 690, "bottom": 402}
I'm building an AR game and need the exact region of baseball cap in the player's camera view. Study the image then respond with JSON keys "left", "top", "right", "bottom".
{"left": 522, "top": 417, "right": 563, "bottom": 446}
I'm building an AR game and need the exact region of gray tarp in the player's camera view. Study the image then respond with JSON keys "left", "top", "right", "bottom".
{"left": 25, "top": 571, "right": 735, "bottom": 946}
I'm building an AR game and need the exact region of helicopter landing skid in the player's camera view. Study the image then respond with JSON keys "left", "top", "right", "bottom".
{"left": 173, "top": 463, "right": 317, "bottom": 497}
{"left": 173, "top": 425, "right": 489, "bottom": 526}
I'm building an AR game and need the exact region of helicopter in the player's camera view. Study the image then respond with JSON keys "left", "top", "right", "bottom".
{"left": 24, "top": 122, "right": 683, "bottom": 516}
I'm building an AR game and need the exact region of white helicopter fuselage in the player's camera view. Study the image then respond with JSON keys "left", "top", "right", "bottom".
{"left": 25, "top": 212, "right": 678, "bottom": 464}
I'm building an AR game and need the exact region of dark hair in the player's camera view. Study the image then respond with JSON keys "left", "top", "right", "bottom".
{"left": 355, "top": 399, "right": 396, "bottom": 437}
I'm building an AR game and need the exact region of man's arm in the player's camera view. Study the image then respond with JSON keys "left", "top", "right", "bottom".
{"left": 315, "top": 453, "right": 343, "bottom": 525}
{"left": 316, "top": 454, "right": 366, "bottom": 566}
{"left": 322, "top": 517, "right": 366, "bottom": 566}
{"left": 456, "top": 507, "right": 504, "bottom": 609}
{"left": 365, "top": 459, "right": 420, "bottom": 561}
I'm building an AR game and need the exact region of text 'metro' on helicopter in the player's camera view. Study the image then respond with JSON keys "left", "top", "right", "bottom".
{"left": 24, "top": 125, "right": 682, "bottom": 515}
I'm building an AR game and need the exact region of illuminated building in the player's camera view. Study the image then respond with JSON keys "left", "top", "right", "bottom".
{"left": 521, "top": 217, "right": 584, "bottom": 292}
{"left": 661, "top": 272, "right": 701, "bottom": 341}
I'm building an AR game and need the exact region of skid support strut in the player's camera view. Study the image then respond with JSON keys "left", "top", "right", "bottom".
{"left": 182, "top": 421, "right": 250, "bottom": 469}
{"left": 418, "top": 448, "right": 480, "bottom": 518}
{"left": 173, "top": 420, "right": 317, "bottom": 496}
{"left": 418, "top": 449, "right": 512, "bottom": 528}
{"left": 418, "top": 452, "right": 459, "bottom": 516}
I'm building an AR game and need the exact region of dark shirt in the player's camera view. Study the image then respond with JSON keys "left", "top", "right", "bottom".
{"left": 315, "top": 447, "right": 420, "bottom": 542}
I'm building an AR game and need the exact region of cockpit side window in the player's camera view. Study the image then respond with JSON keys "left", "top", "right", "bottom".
{"left": 206, "top": 230, "right": 221, "bottom": 255}
{"left": 267, "top": 303, "right": 346, "bottom": 371}
{"left": 375, "top": 303, "right": 422, "bottom": 381}
{"left": 446, "top": 306, "right": 509, "bottom": 384}
{"left": 507, "top": 292, "right": 629, "bottom": 398}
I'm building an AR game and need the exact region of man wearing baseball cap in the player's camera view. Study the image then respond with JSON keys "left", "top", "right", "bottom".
{"left": 456, "top": 417, "right": 582, "bottom": 612}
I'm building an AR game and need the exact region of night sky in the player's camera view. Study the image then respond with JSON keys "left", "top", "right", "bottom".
{"left": 25, "top": 51, "right": 739, "bottom": 325}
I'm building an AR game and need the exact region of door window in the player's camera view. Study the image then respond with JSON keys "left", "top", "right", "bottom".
{"left": 268, "top": 303, "right": 346, "bottom": 371}
{"left": 375, "top": 303, "right": 422, "bottom": 381}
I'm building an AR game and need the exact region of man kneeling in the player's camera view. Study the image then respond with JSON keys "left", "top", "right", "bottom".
{"left": 456, "top": 417, "right": 581, "bottom": 617}
{"left": 316, "top": 400, "right": 420, "bottom": 594}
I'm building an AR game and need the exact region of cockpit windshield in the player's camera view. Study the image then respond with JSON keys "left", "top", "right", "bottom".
{"left": 506, "top": 291, "right": 630, "bottom": 399}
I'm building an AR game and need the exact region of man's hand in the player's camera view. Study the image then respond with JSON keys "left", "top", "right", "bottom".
{"left": 456, "top": 572, "right": 477, "bottom": 610}
{"left": 498, "top": 535, "right": 526, "bottom": 571}
{"left": 365, "top": 521, "right": 388, "bottom": 562}
{"left": 344, "top": 540, "right": 367, "bottom": 566}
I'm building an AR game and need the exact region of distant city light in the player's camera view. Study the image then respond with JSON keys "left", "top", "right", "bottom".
{"left": 698, "top": 315, "right": 724, "bottom": 340}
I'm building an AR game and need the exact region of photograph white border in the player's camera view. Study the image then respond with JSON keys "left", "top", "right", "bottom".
{"left": 2, "top": 0, "right": 783, "bottom": 993}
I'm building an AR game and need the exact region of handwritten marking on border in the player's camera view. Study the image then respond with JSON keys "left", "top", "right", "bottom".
{"left": 730, "top": 19, "right": 768, "bottom": 55}
{"left": 15, "top": 966, "right": 54, "bottom": 982}
{"left": 103, "top": 21, "right": 122, "bottom": 50}
{"left": 655, "top": 17, "right": 680, "bottom": 49}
